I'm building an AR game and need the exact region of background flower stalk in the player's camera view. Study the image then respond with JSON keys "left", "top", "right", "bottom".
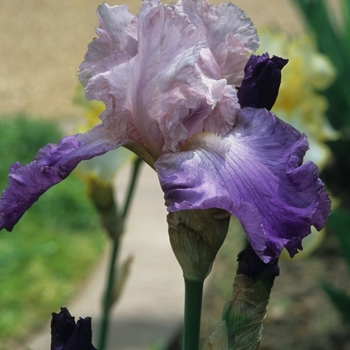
{"left": 73, "top": 79, "right": 143, "bottom": 350}
{"left": 87, "top": 175, "right": 123, "bottom": 241}
{"left": 97, "top": 156, "right": 142, "bottom": 350}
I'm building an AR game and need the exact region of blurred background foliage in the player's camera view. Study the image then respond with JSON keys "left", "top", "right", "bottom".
{"left": 292, "top": 0, "right": 350, "bottom": 209}
{"left": 0, "top": 115, "right": 106, "bottom": 350}
{"left": 290, "top": 0, "right": 350, "bottom": 326}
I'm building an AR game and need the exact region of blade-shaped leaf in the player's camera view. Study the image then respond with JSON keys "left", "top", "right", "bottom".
{"left": 321, "top": 282, "right": 350, "bottom": 324}
{"left": 327, "top": 207, "right": 350, "bottom": 269}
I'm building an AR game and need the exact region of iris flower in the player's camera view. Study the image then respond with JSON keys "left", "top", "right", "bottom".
{"left": 0, "top": 0, "right": 330, "bottom": 263}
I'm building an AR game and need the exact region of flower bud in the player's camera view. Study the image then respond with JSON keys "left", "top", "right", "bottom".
{"left": 201, "top": 320, "right": 229, "bottom": 350}
{"left": 51, "top": 307, "right": 97, "bottom": 350}
{"left": 167, "top": 208, "right": 230, "bottom": 282}
{"left": 222, "top": 245, "right": 279, "bottom": 349}
{"left": 237, "top": 53, "right": 288, "bottom": 110}
{"left": 86, "top": 174, "right": 123, "bottom": 240}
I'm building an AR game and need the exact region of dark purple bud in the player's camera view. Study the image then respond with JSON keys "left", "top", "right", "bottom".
{"left": 63, "top": 317, "right": 96, "bottom": 350}
{"left": 51, "top": 308, "right": 97, "bottom": 350}
{"left": 51, "top": 308, "right": 75, "bottom": 350}
{"left": 237, "top": 245, "right": 280, "bottom": 282}
{"left": 237, "top": 53, "right": 288, "bottom": 110}
{"left": 223, "top": 245, "right": 280, "bottom": 349}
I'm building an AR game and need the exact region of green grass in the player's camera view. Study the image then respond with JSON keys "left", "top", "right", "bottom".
{"left": 0, "top": 114, "right": 106, "bottom": 349}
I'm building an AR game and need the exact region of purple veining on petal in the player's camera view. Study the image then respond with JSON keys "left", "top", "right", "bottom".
{"left": 155, "top": 108, "right": 331, "bottom": 262}
{"left": 0, "top": 125, "right": 125, "bottom": 231}
{"left": 237, "top": 53, "right": 289, "bottom": 110}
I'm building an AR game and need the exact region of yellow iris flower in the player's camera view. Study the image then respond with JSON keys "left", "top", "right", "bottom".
{"left": 257, "top": 30, "right": 338, "bottom": 170}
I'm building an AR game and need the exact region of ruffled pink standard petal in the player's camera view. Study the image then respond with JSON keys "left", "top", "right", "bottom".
{"left": 156, "top": 108, "right": 331, "bottom": 262}
{"left": 176, "top": 0, "right": 259, "bottom": 85}
{"left": 79, "top": 3, "right": 138, "bottom": 86}
{"left": 0, "top": 125, "right": 126, "bottom": 231}
{"left": 82, "top": 0, "right": 238, "bottom": 160}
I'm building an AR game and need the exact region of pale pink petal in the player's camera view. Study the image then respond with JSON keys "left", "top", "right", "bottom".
{"left": 79, "top": 3, "right": 138, "bottom": 86}
{"left": 203, "top": 84, "right": 239, "bottom": 134}
{"left": 176, "top": 0, "right": 259, "bottom": 85}
{"left": 83, "top": 0, "right": 237, "bottom": 160}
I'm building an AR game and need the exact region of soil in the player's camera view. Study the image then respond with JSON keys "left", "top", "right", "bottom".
{"left": 260, "top": 235, "right": 350, "bottom": 350}
{"left": 201, "top": 233, "right": 350, "bottom": 350}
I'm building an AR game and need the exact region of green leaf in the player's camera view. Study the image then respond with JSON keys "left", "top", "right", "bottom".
{"left": 321, "top": 282, "right": 350, "bottom": 324}
{"left": 327, "top": 207, "right": 350, "bottom": 269}
{"left": 291, "top": 0, "right": 350, "bottom": 130}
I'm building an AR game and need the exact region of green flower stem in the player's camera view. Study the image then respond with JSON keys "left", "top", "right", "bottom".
{"left": 98, "top": 157, "right": 143, "bottom": 350}
{"left": 122, "top": 157, "right": 143, "bottom": 220}
{"left": 98, "top": 239, "right": 120, "bottom": 350}
{"left": 183, "top": 278, "right": 204, "bottom": 350}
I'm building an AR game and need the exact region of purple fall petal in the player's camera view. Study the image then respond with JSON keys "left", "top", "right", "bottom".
{"left": 156, "top": 108, "right": 331, "bottom": 262}
{"left": 237, "top": 53, "right": 288, "bottom": 110}
{"left": 0, "top": 125, "right": 125, "bottom": 231}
